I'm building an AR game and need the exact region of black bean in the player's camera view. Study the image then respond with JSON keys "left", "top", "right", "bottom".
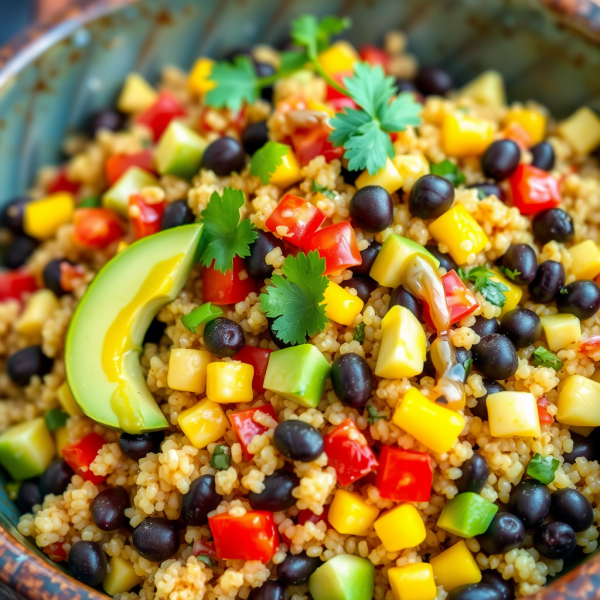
{"left": 4, "top": 236, "right": 37, "bottom": 269}
{"left": 500, "top": 308, "right": 542, "bottom": 348}
{"left": 68, "top": 541, "right": 107, "bottom": 586}
{"left": 352, "top": 242, "right": 381, "bottom": 277}
{"left": 248, "top": 581, "right": 287, "bottom": 600}
{"left": 341, "top": 166, "right": 360, "bottom": 186}
{"left": 91, "top": 109, "right": 127, "bottom": 134}
{"left": 330, "top": 353, "right": 373, "bottom": 409}
{"left": 455, "top": 346, "right": 472, "bottom": 368}
{"left": 395, "top": 79, "right": 418, "bottom": 94}
{"left": 481, "top": 140, "right": 521, "bottom": 181}
{"left": 340, "top": 277, "right": 377, "bottom": 304}
{"left": 91, "top": 487, "right": 130, "bottom": 531}
{"left": 556, "top": 280, "right": 600, "bottom": 320}
{"left": 242, "top": 121, "right": 269, "bottom": 156}
{"left": 119, "top": 431, "right": 164, "bottom": 461}
{"left": 254, "top": 61, "right": 275, "bottom": 101}
{"left": 477, "top": 512, "right": 525, "bottom": 555}
{"left": 408, "top": 174, "right": 454, "bottom": 220}
{"left": 508, "top": 479, "right": 551, "bottom": 529}
{"left": 528, "top": 261, "right": 565, "bottom": 304}
{"left": 273, "top": 420, "right": 324, "bottom": 462}
{"left": 466, "top": 183, "right": 505, "bottom": 202}
{"left": 245, "top": 230, "right": 284, "bottom": 280}
{"left": 7, "top": 346, "right": 53, "bottom": 386}
{"left": 471, "top": 316, "right": 501, "bottom": 338}
{"left": 480, "top": 570, "right": 515, "bottom": 600}
{"left": 501, "top": 244, "right": 538, "bottom": 285}
{"left": 425, "top": 244, "right": 458, "bottom": 273}
{"left": 2, "top": 197, "right": 32, "bottom": 233}
{"left": 562, "top": 431, "right": 597, "bottom": 464}
{"left": 16, "top": 479, "right": 42, "bottom": 514}
{"left": 534, "top": 521, "right": 577, "bottom": 559}
{"left": 43, "top": 258, "right": 72, "bottom": 297}
{"left": 415, "top": 66, "right": 453, "bottom": 96}
{"left": 389, "top": 286, "right": 424, "bottom": 322}
{"left": 447, "top": 583, "right": 503, "bottom": 600}
{"left": 143, "top": 319, "right": 167, "bottom": 345}
{"left": 349, "top": 186, "right": 393, "bottom": 232}
{"left": 268, "top": 316, "right": 306, "bottom": 349}
{"left": 532, "top": 208, "right": 574, "bottom": 245}
{"left": 456, "top": 453, "right": 489, "bottom": 494}
{"left": 161, "top": 200, "right": 194, "bottom": 230}
{"left": 200, "top": 137, "right": 246, "bottom": 176}
{"left": 276, "top": 551, "right": 322, "bottom": 586}
{"left": 248, "top": 469, "right": 299, "bottom": 512}
{"left": 132, "top": 517, "right": 180, "bottom": 562}
{"left": 530, "top": 142, "right": 555, "bottom": 171}
{"left": 472, "top": 334, "right": 518, "bottom": 380}
{"left": 470, "top": 380, "right": 505, "bottom": 421}
{"left": 181, "top": 474, "right": 222, "bottom": 526}
{"left": 39, "top": 459, "right": 74, "bottom": 498}
{"left": 550, "top": 488, "right": 594, "bottom": 532}
{"left": 203, "top": 317, "right": 245, "bottom": 358}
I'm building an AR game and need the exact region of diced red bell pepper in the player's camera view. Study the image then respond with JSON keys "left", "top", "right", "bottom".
{"left": 326, "top": 70, "right": 353, "bottom": 101}
{"left": 537, "top": 397, "right": 554, "bottom": 425}
{"left": 359, "top": 45, "right": 389, "bottom": 71}
{"left": 578, "top": 335, "right": 600, "bottom": 361}
{"left": 233, "top": 346, "right": 272, "bottom": 393}
{"left": 192, "top": 539, "right": 217, "bottom": 558}
{"left": 500, "top": 122, "right": 532, "bottom": 152}
{"left": 329, "top": 97, "right": 359, "bottom": 113}
{"left": 291, "top": 125, "right": 344, "bottom": 166}
{"left": 508, "top": 164, "right": 561, "bottom": 215}
{"left": 73, "top": 208, "right": 125, "bottom": 249}
{"left": 62, "top": 432, "right": 106, "bottom": 485}
{"left": 202, "top": 257, "right": 256, "bottom": 305}
{"left": 47, "top": 168, "right": 80, "bottom": 195}
{"left": 105, "top": 149, "right": 156, "bottom": 185}
{"left": 375, "top": 445, "right": 433, "bottom": 503}
{"left": 230, "top": 404, "right": 278, "bottom": 457}
{"left": 303, "top": 221, "right": 362, "bottom": 275}
{"left": 135, "top": 92, "right": 187, "bottom": 140}
{"left": 59, "top": 262, "right": 86, "bottom": 293}
{"left": 0, "top": 270, "right": 37, "bottom": 302}
{"left": 298, "top": 506, "right": 329, "bottom": 527}
{"left": 265, "top": 194, "right": 327, "bottom": 248}
{"left": 43, "top": 542, "right": 67, "bottom": 562}
{"left": 324, "top": 418, "right": 378, "bottom": 487}
{"left": 209, "top": 510, "right": 279, "bottom": 562}
{"left": 128, "top": 193, "right": 166, "bottom": 240}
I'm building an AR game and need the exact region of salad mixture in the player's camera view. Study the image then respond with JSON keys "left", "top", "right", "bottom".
{"left": 2, "top": 14, "right": 600, "bottom": 600}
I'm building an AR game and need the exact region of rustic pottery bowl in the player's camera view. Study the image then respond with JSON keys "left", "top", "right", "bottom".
{"left": 1, "top": 0, "right": 600, "bottom": 598}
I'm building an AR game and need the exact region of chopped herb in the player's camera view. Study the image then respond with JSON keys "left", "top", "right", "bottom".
{"left": 181, "top": 303, "right": 223, "bottom": 333}
{"left": 210, "top": 445, "right": 231, "bottom": 471}
{"left": 532, "top": 347, "right": 563, "bottom": 370}
{"left": 312, "top": 180, "right": 336, "bottom": 200}
{"left": 463, "top": 358, "right": 473, "bottom": 380}
{"left": 459, "top": 265, "right": 509, "bottom": 308}
{"left": 250, "top": 141, "right": 290, "bottom": 185}
{"left": 206, "top": 55, "right": 261, "bottom": 112}
{"left": 5, "top": 481, "right": 20, "bottom": 501}
{"left": 499, "top": 266, "right": 521, "bottom": 281}
{"left": 45, "top": 408, "right": 69, "bottom": 432}
{"left": 527, "top": 453, "right": 559, "bottom": 484}
{"left": 79, "top": 196, "right": 101, "bottom": 208}
{"left": 197, "top": 555, "right": 214, "bottom": 567}
{"left": 198, "top": 187, "right": 258, "bottom": 274}
{"left": 477, "top": 188, "right": 487, "bottom": 200}
{"left": 559, "top": 287, "right": 568, "bottom": 295}
{"left": 430, "top": 160, "right": 466, "bottom": 186}
{"left": 366, "top": 405, "right": 385, "bottom": 424}
{"left": 353, "top": 322, "right": 366, "bottom": 342}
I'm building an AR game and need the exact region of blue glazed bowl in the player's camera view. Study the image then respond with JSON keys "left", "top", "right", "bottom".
{"left": 1, "top": 1, "right": 600, "bottom": 598}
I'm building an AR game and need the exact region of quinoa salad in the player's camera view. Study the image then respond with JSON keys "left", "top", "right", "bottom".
{"left": 2, "top": 14, "right": 600, "bottom": 600}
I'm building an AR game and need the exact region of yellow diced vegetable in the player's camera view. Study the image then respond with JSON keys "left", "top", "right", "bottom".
{"left": 178, "top": 398, "right": 228, "bottom": 449}
{"left": 505, "top": 108, "right": 547, "bottom": 144}
{"left": 428, "top": 204, "right": 489, "bottom": 265}
{"left": 540, "top": 314, "right": 581, "bottom": 352}
{"left": 16, "top": 290, "right": 59, "bottom": 336}
{"left": 104, "top": 555, "right": 143, "bottom": 596}
{"left": 24, "top": 192, "right": 75, "bottom": 240}
{"left": 322, "top": 281, "right": 364, "bottom": 326}
{"left": 376, "top": 306, "right": 426, "bottom": 379}
{"left": 117, "top": 240, "right": 129, "bottom": 253}
{"left": 307, "top": 99, "right": 335, "bottom": 117}
{"left": 459, "top": 70, "right": 506, "bottom": 108}
{"left": 328, "top": 489, "right": 380, "bottom": 536}
{"left": 392, "top": 388, "right": 465, "bottom": 454}
{"left": 356, "top": 158, "right": 404, "bottom": 194}
{"left": 487, "top": 391, "right": 540, "bottom": 437}
{"left": 374, "top": 504, "right": 426, "bottom": 552}
{"left": 491, "top": 269, "right": 523, "bottom": 316}
{"left": 206, "top": 362, "right": 254, "bottom": 404}
{"left": 54, "top": 427, "right": 69, "bottom": 457}
{"left": 430, "top": 541, "right": 481, "bottom": 590}
{"left": 558, "top": 107, "right": 600, "bottom": 155}
{"left": 556, "top": 375, "right": 600, "bottom": 426}
{"left": 568, "top": 240, "right": 600, "bottom": 281}
{"left": 167, "top": 349, "right": 212, "bottom": 394}
{"left": 570, "top": 425, "right": 595, "bottom": 436}
{"left": 392, "top": 154, "right": 430, "bottom": 192}
{"left": 442, "top": 113, "right": 494, "bottom": 157}
{"left": 188, "top": 58, "right": 217, "bottom": 95}
{"left": 117, "top": 73, "right": 158, "bottom": 114}
{"left": 269, "top": 146, "right": 302, "bottom": 188}
{"left": 389, "top": 564, "right": 436, "bottom": 600}
{"left": 318, "top": 41, "right": 359, "bottom": 76}
{"left": 56, "top": 381, "right": 84, "bottom": 417}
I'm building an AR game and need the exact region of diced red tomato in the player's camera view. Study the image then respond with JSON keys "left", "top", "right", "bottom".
{"left": 375, "top": 446, "right": 433, "bottom": 503}
{"left": 192, "top": 539, "right": 216, "bottom": 558}
{"left": 128, "top": 193, "right": 166, "bottom": 240}
{"left": 230, "top": 405, "right": 278, "bottom": 457}
{"left": 578, "top": 335, "right": 600, "bottom": 361}
{"left": 324, "top": 418, "right": 378, "bottom": 487}
{"left": 291, "top": 125, "right": 344, "bottom": 166}
{"left": 500, "top": 122, "right": 532, "bottom": 151}
{"left": 326, "top": 70, "right": 353, "bottom": 101}
{"left": 202, "top": 257, "right": 256, "bottom": 305}
{"left": 62, "top": 433, "right": 106, "bottom": 485}
{"left": 47, "top": 168, "right": 80, "bottom": 195}
{"left": 136, "top": 92, "right": 186, "bottom": 140}
{"left": 297, "top": 507, "right": 329, "bottom": 527}
{"left": 508, "top": 164, "right": 561, "bottom": 215}
{"left": 303, "top": 221, "right": 362, "bottom": 275}
{"left": 328, "top": 97, "right": 359, "bottom": 113}
{"left": 359, "top": 45, "right": 389, "bottom": 71}
{"left": 59, "top": 262, "right": 86, "bottom": 293}
{"left": 0, "top": 270, "right": 37, "bottom": 302}
{"left": 265, "top": 194, "right": 326, "bottom": 248}
{"left": 233, "top": 346, "right": 272, "bottom": 393}
{"left": 73, "top": 208, "right": 124, "bottom": 249}
{"left": 209, "top": 510, "right": 279, "bottom": 562}
{"left": 537, "top": 397, "right": 554, "bottom": 425}
{"left": 105, "top": 149, "right": 156, "bottom": 185}
{"left": 43, "top": 542, "right": 67, "bottom": 562}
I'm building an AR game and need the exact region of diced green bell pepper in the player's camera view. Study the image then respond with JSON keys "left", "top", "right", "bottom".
{"left": 437, "top": 492, "right": 499, "bottom": 538}
{"left": 102, "top": 166, "right": 159, "bottom": 216}
{"left": 309, "top": 555, "right": 374, "bottom": 600}
{"left": 155, "top": 121, "right": 208, "bottom": 179}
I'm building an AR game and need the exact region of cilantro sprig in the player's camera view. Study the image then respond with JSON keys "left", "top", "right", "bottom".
{"left": 431, "top": 160, "right": 466, "bottom": 186}
{"left": 250, "top": 142, "right": 289, "bottom": 185}
{"left": 260, "top": 251, "right": 328, "bottom": 345}
{"left": 353, "top": 322, "right": 365, "bottom": 342}
{"left": 499, "top": 266, "right": 521, "bottom": 281}
{"left": 532, "top": 347, "right": 563, "bottom": 370}
{"left": 210, "top": 445, "right": 231, "bottom": 470}
{"left": 366, "top": 406, "right": 386, "bottom": 424}
{"left": 527, "top": 453, "right": 559, "bottom": 484}
{"left": 457, "top": 265, "right": 509, "bottom": 308}
{"left": 312, "top": 181, "right": 336, "bottom": 200}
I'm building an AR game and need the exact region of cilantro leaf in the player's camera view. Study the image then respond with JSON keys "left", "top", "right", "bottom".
{"left": 460, "top": 265, "right": 509, "bottom": 307}
{"left": 532, "top": 347, "right": 563, "bottom": 370}
{"left": 311, "top": 181, "right": 335, "bottom": 200}
{"left": 250, "top": 141, "right": 289, "bottom": 185}
{"left": 181, "top": 303, "right": 223, "bottom": 333}
{"left": 353, "top": 322, "right": 365, "bottom": 342}
{"left": 198, "top": 187, "right": 258, "bottom": 274}
{"left": 206, "top": 55, "right": 259, "bottom": 112}
{"left": 430, "top": 160, "right": 466, "bottom": 186}
{"left": 291, "top": 15, "right": 351, "bottom": 54}
{"left": 259, "top": 251, "right": 328, "bottom": 345}
{"left": 366, "top": 406, "right": 385, "bottom": 424}
{"left": 343, "top": 62, "right": 396, "bottom": 118}
{"left": 527, "top": 453, "right": 559, "bottom": 484}
{"left": 463, "top": 358, "right": 473, "bottom": 379}
{"left": 499, "top": 266, "right": 521, "bottom": 281}
{"left": 328, "top": 108, "right": 372, "bottom": 148}
{"left": 210, "top": 445, "right": 231, "bottom": 470}
{"left": 344, "top": 119, "right": 394, "bottom": 175}
{"left": 477, "top": 188, "right": 487, "bottom": 200}
{"left": 197, "top": 555, "right": 214, "bottom": 567}
{"left": 280, "top": 50, "right": 310, "bottom": 72}
{"left": 45, "top": 408, "right": 68, "bottom": 432}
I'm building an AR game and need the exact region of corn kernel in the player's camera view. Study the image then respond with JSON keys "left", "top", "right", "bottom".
{"left": 103, "top": 556, "right": 143, "bottom": 596}
{"left": 430, "top": 541, "right": 481, "bottom": 591}
{"left": 24, "top": 193, "right": 75, "bottom": 240}
{"left": 568, "top": 240, "right": 600, "bottom": 281}
{"left": 206, "top": 362, "right": 254, "bottom": 404}
{"left": 428, "top": 204, "right": 489, "bottom": 266}
{"left": 491, "top": 269, "right": 523, "bottom": 316}
{"left": 318, "top": 41, "right": 359, "bottom": 76}
{"left": 487, "top": 391, "right": 540, "bottom": 437}
{"left": 459, "top": 70, "right": 506, "bottom": 108}
{"left": 389, "top": 564, "right": 436, "bottom": 600}
{"left": 167, "top": 349, "right": 212, "bottom": 394}
{"left": 505, "top": 108, "right": 546, "bottom": 144}
{"left": 356, "top": 158, "right": 404, "bottom": 194}
{"left": 16, "top": 290, "right": 59, "bottom": 336}
{"left": 558, "top": 107, "right": 600, "bottom": 155}
{"left": 117, "top": 73, "right": 158, "bottom": 114}
{"left": 54, "top": 427, "right": 70, "bottom": 458}
{"left": 392, "top": 154, "right": 430, "bottom": 192}
{"left": 178, "top": 398, "right": 228, "bottom": 449}
{"left": 269, "top": 146, "right": 302, "bottom": 188}
{"left": 56, "top": 381, "right": 84, "bottom": 417}
{"left": 556, "top": 375, "right": 600, "bottom": 427}
{"left": 328, "top": 489, "right": 380, "bottom": 536}
{"left": 374, "top": 504, "right": 426, "bottom": 552}
{"left": 393, "top": 388, "right": 465, "bottom": 454}
{"left": 540, "top": 314, "right": 581, "bottom": 352}
{"left": 322, "top": 281, "right": 364, "bottom": 326}
{"left": 442, "top": 114, "right": 494, "bottom": 157}
{"left": 188, "top": 58, "right": 217, "bottom": 95}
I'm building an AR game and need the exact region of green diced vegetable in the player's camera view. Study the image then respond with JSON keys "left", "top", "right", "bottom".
{"left": 353, "top": 322, "right": 365, "bottom": 342}
{"left": 437, "top": 492, "right": 499, "bottom": 538}
{"left": 209, "top": 445, "right": 231, "bottom": 470}
{"left": 430, "top": 159, "right": 466, "bottom": 186}
{"left": 155, "top": 121, "right": 208, "bottom": 179}
{"left": 532, "top": 347, "right": 563, "bottom": 370}
{"left": 181, "top": 303, "right": 223, "bottom": 333}
{"left": 102, "top": 167, "right": 159, "bottom": 216}
{"left": 527, "top": 453, "right": 559, "bottom": 484}
{"left": 80, "top": 196, "right": 102, "bottom": 208}
{"left": 5, "top": 481, "right": 20, "bottom": 501}
{"left": 197, "top": 555, "right": 214, "bottom": 567}
{"left": 44, "top": 408, "right": 69, "bottom": 432}
{"left": 308, "top": 554, "right": 374, "bottom": 600}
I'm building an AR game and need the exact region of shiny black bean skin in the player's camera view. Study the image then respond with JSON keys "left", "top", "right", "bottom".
{"left": 181, "top": 474, "right": 222, "bottom": 526}
{"left": 556, "top": 280, "right": 600, "bottom": 320}
{"left": 39, "top": 459, "right": 74, "bottom": 498}
{"left": 466, "top": 183, "right": 505, "bottom": 201}
{"left": 455, "top": 346, "right": 472, "bottom": 368}
{"left": 91, "top": 109, "right": 127, "bottom": 135}
{"left": 330, "top": 353, "right": 373, "bottom": 409}
{"left": 248, "top": 469, "right": 299, "bottom": 512}
{"left": 203, "top": 317, "right": 245, "bottom": 358}
{"left": 268, "top": 316, "right": 306, "bottom": 349}
{"left": 425, "top": 244, "right": 458, "bottom": 273}
{"left": 273, "top": 420, "right": 324, "bottom": 462}
{"left": 245, "top": 230, "right": 284, "bottom": 280}
{"left": 161, "top": 200, "right": 194, "bottom": 230}
{"left": 276, "top": 551, "right": 322, "bottom": 586}
{"left": 534, "top": 521, "right": 577, "bottom": 559}
{"left": 350, "top": 186, "right": 394, "bottom": 232}
{"left": 254, "top": 61, "right": 275, "bottom": 101}
{"left": 132, "top": 517, "right": 181, "bottom": 562}
{"left": 7, "top": 346, "right": 53, "bottom": 386}
{"left": 352, "top": 242, "right": 381, "bottom": 277}
{"left": 477, "top": 513, "right": 525, "bottom": 555}
{"left": 532, "top": 208, "right": 574, "bottom": 245}
{"left": 447, "top": 583, "right": 503, "bottom": 600}
{"left": 562, "top": 431, "right": 597, "bottom": 464}
{"left": 200, "top": 137, "right": 246, "bottom": 176}
{"left": 144, "top": 319, "right": 167, "bottom": 345}
{"left": 550, "top": 488, "right": 594, "bottom": 532}
{"left": 2, "top": 197, "right": 32, "bottom": 233}
{"left": 43, "top": 258, "right": 72, "bottom": 297}
{"left": 340, "top": 277, "right": 377, "bottom": 304}
{"left": 471, "top": 334, "right": 518, "bottom": 380}
{"left": 528, "top": 261, "right": 565, "bottom": 304}
{"left": 4, "top": 236, "right": 37, "bottom": 269}
{"left": 68, "top": 541, "right": 107, "bottom": 587}
{"left": 415, "top": 66, "right": 454, "bottom": 96}
{"left": 341, "top": 166, "right": 360, "bottom": 186}
{"left": 17, "top": 479, "right": 42, "bottom": 514}
{"left": 470, "top": 380, "right": 505, "bottom": 421}
{"left": 242, "top": 121, "right": 269, "bottom": 156}
{"left": 530, "top": 142, "right": 555, "bottom": 171}
{"left": 119, "top": 431, "right": 164, "bottom": 461}
{"left": 508, "top": 479, "right": 551, "bottom": 530}
{"left": 409, "top": 174, "right": 454, "bottom": 220}
{"left": 481, "top": 140, "right": 521, "bottom": 181}
{"left": 91, "top": 487, "right": 130, "bottom": 531}
{"left": 501, "top": 244, "right": 538, "bottom": 285}
{"left": 500, "top": 308, "right": 542, "bottom": 348}
{"left": 471, "top": 316, "right": 501, "bottom": 338}
{"left": 456, "top": 453, "right": 489, "bottom": 494}
{"left": 480, "top": 570, "right": 515, "bottom": 600}
{"left": 389, "top": 286, "right": 423, "bottom": 322}
{"left": 248, "top": 581, "right": 287, "bottom": 600}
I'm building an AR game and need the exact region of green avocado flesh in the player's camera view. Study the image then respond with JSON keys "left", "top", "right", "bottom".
{"left": 309, "top": 554, "right": 374, "bottom": 600}
{"left": 65, "top": 223, "right": 203, "bottom": 433}
{"left": 437, "top": 491, "right": 499, "bottom": 538}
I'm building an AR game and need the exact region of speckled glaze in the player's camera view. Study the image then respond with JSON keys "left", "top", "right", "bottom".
{"left": 1, "top": 1, "right": 600, "bottom": 598}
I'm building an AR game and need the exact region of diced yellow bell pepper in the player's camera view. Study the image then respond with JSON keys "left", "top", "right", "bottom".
{"left": 376, "top": 306, "right": 426, "bottom": 379}
{"left": 389, "top": 563, "right": 436, "bottom": 600}
{"left": 430, "top": 541, "right": 481, "bottom": 591}
{"left": 318, "top": 41, "right": 359, "bottom": 76}
{"left": 117, "top": 240, "right": 129, "bottom": 253}
{"left": 505, "top": 108, "right": 546, "bottom": 145}
{"left": 568, "top": 240, "right": 600, "bottom": 281}
{"left": 487, "top": 391, "right": 540, "bottom": 437}
{"left": 103, "top": 555, "right": 143, "bottom": 596}
{"left": 374, "top": 503, "right": 426, "bottom": 552}
{"left": 442, "top": 113, "right": 495, "bottom": 157}
{"left": 428, "top": 204, "right": 489, "bottom": 265}
{"left": 459, "top": 70, "right": 506, "bottom": 108}
{"left": 356, "top": 158, "right": 404, "bottom": 195}
{"left": 328, "top": 489, "right": 380, "bottom": 536}
{"left": 307, "top": 99, "right": 335, "bottom": 117}
{"left": 556, "top": 375, "right": 600, "bottom": 427}
{"left": 558, "top": 107, "right": 600, "bottom": 155}
{"left": 393, "top": 387, "right": 465, "bottom": 454}
{"left": 178, "top": 397, "right": 228, "bottom": 449}
{"left": 540, "top": 314, "right": 581, "bottom": 352}
{"left": 269, "top": 146, "right": 302, "bottom": 188}
{"left": 56, "top": 381, "right": 84, "bottom": 417}
{"left": 206, "top": 362, "right": 254, "bottom": 404}
{"left": 117, "top": 73, "right": 158, "bottom": 114}
{"left": 167, "top": 349, "right": 212, "bottom": 394}
{"left": 24, "top": 192, "right": 75, "bottom": 240}
{"left": 54, "top": 426, "right": 69, "bottom": 458}
{"left": 570, "top": 425, "right": 595, "bottom": 437}
{"left": 188, "top": 58, "right": 217, "bottom": 95}
{"left": 16, "top": 290, "right": 59, "bottom": 336}
{"left": 490, "top": 269, "right": 523, "bottom": 317}
{"left": 392, "top": 154, "right": 430, "bottom": 192}
{"left": 322, "top": 281, "right": 364, "bottom": 326}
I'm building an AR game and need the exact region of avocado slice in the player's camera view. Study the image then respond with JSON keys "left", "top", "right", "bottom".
{"left": 309, "top": 555, "right": 374, "bottom": 600}
{"left": 65, "top": 223, "right": 203, "bottom": 433}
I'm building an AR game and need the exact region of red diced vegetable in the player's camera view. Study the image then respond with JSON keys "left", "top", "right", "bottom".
{"left": 201, "top": 257, "right": 256, "bottom": 305}
{"left": 192, "top": 539, "right": 216, "bottom": 558}
{"left": 233, "top": 346, "right": 272, "bottom": 393}
{"left": 291, "top": 125, "right": 344, "bottom": 166}
{"left": 298, "top": 507, "right": 329, "bottom": 527}
{"left": 105, "top": 149, "right": 156, "bottom": 185}
{"left": 508, "top": 164, "right": 561, "bottom": 215}
{"left": 500, "top": 122, "right": 532, "bottom": 151}
{"left": 326, "top": 70, "right": 352, "bottom": 101}
{"left": 43, "top": 542, "right": 67, "bottom": 562}
{"left": 329, "top": 97, "right": 359, "bottom": 113}
{"left": 128, "top": 193, "right": 166, "bottom": 239}
{"left": 62, "top": 432, "right": 106, "bottom": 485}
{"left": 265, "top": 194, "right": 326, "bottom": 248}
{"left": 537, "top": 397, "right": 554, "bottom": 425}
{"left": 47, "top": 168, "right": 80, "bottom": 195}
{"left": 59, "top": 262, "right": 86, "bottom": 293}
{"left": 0, "top": 270, "right": 37, "bottom": 302}
{"left": 375, "top": 446, "right": 433, "bottom": 503}
{"left": 359, "top": 45, "right": 389, "bottom": 70}
{"left": 136, "top": 92, "right": 186, "bottom": 140}
{"left": 73, "top": 208, "right": 125, "bottom": 249}
{"left": 230, "top": 405, "right": 278, "bottom": 457}
{"left": 578, "top": 335, "right": 600, "bottom": 361}
{"left": 303, "top": 221, "right": 362, "bottom": 275}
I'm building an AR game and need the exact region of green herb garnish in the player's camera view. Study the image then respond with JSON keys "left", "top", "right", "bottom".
{"left": 366, "top": 406, "right": 385, "bottom": 424}
{"left": 430, "top": 160, "right": 466, "bottom": 186}
{"left": 181, "top": 303, "right": 223, "bottom": 333}
{"left": 463, "top": 358, "right": 473, "bottom": 380}
{"left": 499, "top": 266, "right": 521, "bottom": 281}
{"left": 532, "top": 347, "right": 563, "bottom": 370}
{"left": 477, "top": 188, "right": 487, "bottom": 200}
{"left": 353, "top": 322, "right": 366, "bottom": 342}
{"left": 458, "top": 265, "right": 509, "bottom": 308}
{"left": 312, "top": 180, "right": 336, "bottom": 200}
{"left": 559, "top": 287, "right": 568, "bottom": 295}
{"left": 79, "top": 196, "right": 101, "bottom": 208}
{"left": 250, "top": 141, "right": 290, "bottom": 185}
{"left": 210, "top": 445, "right": 231, "bottom": 470}
{"left": 45, "top": 408, "right": 69, "bottom": 432}
{"left": 197, "top": 555, "right": 215, "bottom": 567}
{"left": 527, "top": 453, "right": 559, "bottom": 484}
